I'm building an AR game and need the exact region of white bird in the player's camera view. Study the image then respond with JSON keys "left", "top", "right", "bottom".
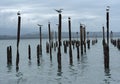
{"left": 55, "top": 9, "right": 63, "bottom": 13}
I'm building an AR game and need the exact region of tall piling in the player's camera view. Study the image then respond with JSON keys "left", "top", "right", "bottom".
{"left": 106, "top": 6, "right": 110, "bottom": 46}
{"left": 57, "top": 12, "right": 62, "bottom": 70}
{"left": 37, "top": 24, "right": 43, "bottom": 55}
{"left": 80, "top": 24, "right": 83, "bottom": 55}
{"left": 48, "top": 22, "right": 52, "bottom": 61}
{"left": 16, "top": 11, "right": 21, "bottom": 71}
{"left": 68, "top": 17, "right": 73, "bottom": 65}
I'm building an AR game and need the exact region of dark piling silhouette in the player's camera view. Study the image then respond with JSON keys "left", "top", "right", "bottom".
{"left": 46, "top": 42, "right": 49, "bottom": 53}
{"left": 37, "top": 45, "right": 40, "bottom": 66}
{"left": 76, "top": 41, "right": 80, "bottom": 59}
{"left": 48, "top": 22, "right": 52, "bottom": 61}
{"left": 103, "top": 6, "right": 110, "bottom": 70}
{"left": 104, "top": 44, "right": 109, "bottom": 69}
{"left": 63, "top": 41, "right": 67, "bottom": 53}
{"left": 87, "top": 32, "right": 90, "bottom": 49}
{"left": 106, "top": 6, "right": 110, "bottom": 45}
{"left": 7, "top": 46, "right": 12, "bottom": 65}
{"left": 68, "top": 17, "right": 73, "bottom": 65}
{"left": 80, "top": 24, "right": 83, "bottom": 55}
{"left": 37, "top": 24, "right": 43, "bottom": 55}
{"left": 110, "top": 31, "right": 113, "bottom": 42}
{"left": 55, "top": 9, "right": 63, "bottom": 70}
{"left": 28, "top": 45, "right": 31, "bottom": 60}
{"left": 102, "top": 26, "right": 105, "bottom": 45}
{"left": 83, "top": 27, "right": 86, "bottom": 53}
{"left": 16, "top": 11, "right": 21, "bottom": 71}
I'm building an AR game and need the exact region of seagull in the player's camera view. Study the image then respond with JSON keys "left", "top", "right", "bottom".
{"left": 37, "top": 24, "right": 43, "bottom": 27}
{"left": 54, "top": 9, "right": 63, "bottom": 13}
{"left": 17, "top": 11, "right": 20, "bottom": 15}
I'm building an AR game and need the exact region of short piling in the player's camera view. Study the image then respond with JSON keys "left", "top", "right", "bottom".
{"left": 28, "top": 45, "right": 31, "bottom": 60}
{"left": 37, "top": 45, "right": 40, "bottom": 65}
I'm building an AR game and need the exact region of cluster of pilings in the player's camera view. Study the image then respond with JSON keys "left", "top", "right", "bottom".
{"left": 6, "top": 10, "right": 100, "bottom": 72}
{"left": 92, "top": 39, "right": 98, "bottom": 45}
{"left": 111, "top": 39, "right": 120, "bottom": 50}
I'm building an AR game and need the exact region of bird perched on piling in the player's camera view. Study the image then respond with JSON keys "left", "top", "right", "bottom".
{"left": 54, "top": 9, "right": 63, "bottom": 13}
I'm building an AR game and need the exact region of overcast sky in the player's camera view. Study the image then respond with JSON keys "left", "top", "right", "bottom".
{"left": 0, "top": 0, "right": 119, "bottom": 35}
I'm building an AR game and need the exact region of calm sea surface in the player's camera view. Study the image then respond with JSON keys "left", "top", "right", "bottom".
{"left": 0, "top": 38, "right": 120, "bottom": 84}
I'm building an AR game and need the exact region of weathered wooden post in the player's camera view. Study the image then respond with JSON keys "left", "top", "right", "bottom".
{"left": 76, "top": 41, "right": 80, "bottom": 59}
{"left": 48, "top": 22, "right": 52, "bottom": 61}
{"left": 110, "top": 31, "right": 113, "bottom": 42}
{"left": 7, "top": 46, "right": 12, "bottom": 65}
{"left": 87, "top": 32, "right": 90, "bottom": 49}
{"left": 104, "top": 6, "right": 110, "bottom": 70}
{"left": 16, "top": 11, "right": 21, "bottom": 71}
{"left": 55, "top": 9, "right": 63, "bottom": 70}
{"left": 46, "top": 42, "right": 49, "bottom": 53}
{"left": 106, "top": 6, "right": 110, "bottom": 45}
{"left": 83, "top": 26, "right": 86, "bottom": 53}
{"left": 102, "top": 26, "right": 105, "bottom": 45}
{"left": 37, "top": 45, "right": 40, "bottom": 66}
{"left": 37, "top": 24, "right": 43, "bottom": 55}
{"left": 28, "top": 45, "right": 31, "bottom": 60}
{"left": 68, "top": 17, "right": 73, "bottom": 65}
{"left": 80, "top": 24, "right": 83, "bottom": 55}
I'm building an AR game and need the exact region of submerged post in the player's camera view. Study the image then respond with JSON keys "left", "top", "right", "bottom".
{"left": 16, "top": 11, "right": 21, "bottom": 71}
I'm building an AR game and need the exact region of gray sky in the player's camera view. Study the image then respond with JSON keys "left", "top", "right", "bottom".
{"left": 0, "top": 0, "right": 119, "bottom": 35}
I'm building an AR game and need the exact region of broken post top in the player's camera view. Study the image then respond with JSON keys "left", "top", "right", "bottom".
{"left": 68, "top": 17, "right": 71, "bottom": 20}
{"left": 17, "top": 11, "right": 21, "bottom": 16}
{"left": 54, "top": 9, "right": 63, "bottom": 14}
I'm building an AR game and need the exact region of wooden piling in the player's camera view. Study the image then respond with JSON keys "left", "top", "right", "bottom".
{"left": 83, "top": 27, "right": 86, "bottom": 53}
{"left": 7, "top": 46, "right": 12, "bottom": 65}
{"left": 68, "top": 17, "right": 73, "bottom": 65}
{"left": 46, "top": 42, "right": 49, "bottom": 53}
{"left": 16, "top": 12, "right": 21, "bottom": 71}
{"left": 57, "top": 13, "right": 62, "bottom": 70}
{"left": 102, "top": 26, "right": 105, "bottom": 45}
{"left": 104, "top": 43, "right": 109, "bottom": 69}
{"left": 76, "top": 41, "right": 80, "bottom": 59}
{"left": 28, "top": 45, "right": 31, "bottom": 60}
{"left": 80, "top": 24, "right": 83, "bottom": 55}
{"left": 48, "top": 22, "right": 52, "bottom": 60}
{"left": 37, "top": 45, "right": 40, "bottom": 65}
{"left": 106, "top": 6, "right": 110, "bottom": 45}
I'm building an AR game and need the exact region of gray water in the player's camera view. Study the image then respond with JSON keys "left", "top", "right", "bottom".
{"left": 0, "top": 38, "right": 120, "bottom": 84}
